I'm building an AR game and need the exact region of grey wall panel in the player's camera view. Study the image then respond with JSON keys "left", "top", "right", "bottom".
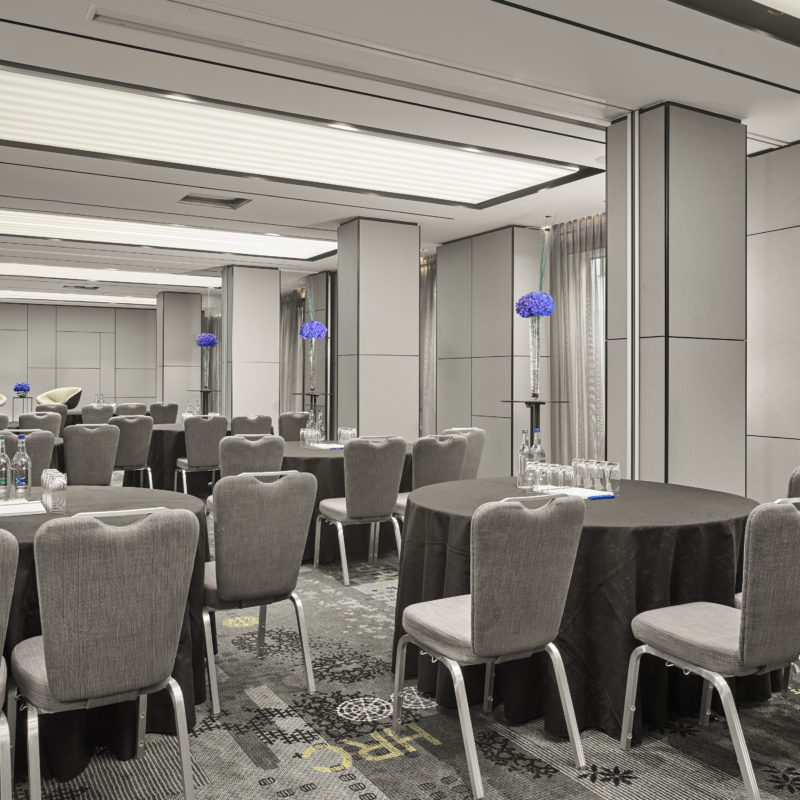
{"left": 471, "top": 357, "right": 511, "bottom": 419}
{"left": 472, "top": 415, "right": 510, "bottom": 478}
{"left": 472, "top": 228, "right": 512, "bottom": 358}
{"left": 512, "top": 228, "right": 546, "bottom": 357}
{"left": 337, "top": 220, "right": 359, "bottom": 357}
{"left": 231, "top": 362, "right": 279, "bottom": 419}
{"left": 115, "top": 309, "right": 156, "bottom": 369}
{"left": 0, "top": 304, "right": 27, "bottom": 330}
{"left": 27, "top": 368, "right": 54, "bottom": 396}
{"left": 746, "top": 435, "right": 800, "bottom": 503}
{"left": 27, "top": 305, "right": 55, "bottom": 368}
{"left": 605, "top": 339, "right": 628, "bottom": 474}
{"left": 0, "top": 330, "right": 27, "bottom": 408}
{"left": 115, "top": 368, "right": 157, "bottom": 399}
{"left": 337, "top": 355, "right": 358, "bottom": 430}
{"left": 230, "top": 268, "right": 279, "bottom": 364}
{"left": 606, "top": 119, "right": 629, "bottom": 341}
{"left": 668, "top": 338, "right": 745, "bottom": 495}
{"left": 748, "top": 143, "right": 800, "bottom": 235}
{"left": 57, "top": 306, "right": 114, "bottom": 333}
{"left": 56, "top": 368, "right": 100, "bottom": 403}
{"left": 100, "top": 332, "right": 115, "bottom": 399}
{"left": 162, "top": 294, "right": 201, "bottom": 367}
{"left": 668, "top": 108, "right": 746, "bottom": 340}
{"left": 359, "top": 355, "right": 418, "bottom": 441}
{"left": 163, "top": 366, "right": 197, "bottom": 410}
{"left": 436, "top": 358, "right": 471, "bottom": 433}
{"left": 638, "top": 337, "right": 665, "bottom": 482}
{"left": 56, "top": 332, "right": 100, "bottom": 369}
{"left": 436, "top": 239, "right": 472, "bottom": 359}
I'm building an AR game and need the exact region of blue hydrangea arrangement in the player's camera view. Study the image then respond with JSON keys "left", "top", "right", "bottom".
{"left": 13, "top": 382, "right": 30, "bottom": 393}
{"left": 299, "top": 320, "right": 327, "bottom": 339}
{"left": 515, "top": 291, "right": 555, "bottom": 318}
{"left": 195, "top": 333, "right": 218, "bottom": 347}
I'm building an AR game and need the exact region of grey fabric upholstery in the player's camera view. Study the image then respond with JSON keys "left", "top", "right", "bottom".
{"left": 81, "top": 404, "right": 114, "bottom": 424}
{"left": 0, "top": 529, "right": 19, "bottom": 698}
{"left": 19, "top": 412, "right": 61, "bottom": 438}
{"left": 184, "top": 415, "right": 227, "bottom": 468}
{"left": 0, "top": 415, "right": 7, "bottom": 431}
{"left": 442, "top": 427, "right": 486, "bottom": 479}
{"left": 115, "top": 403, "right": 147, "bottom": 417}
{"left": 63, "top": 424, "right": 120, "bottom": 486}
{"left": 150, "top": 403, "right": 178, "bottom": 424}
{"left": 0, "top": 430, "right": 55, "bottom": 488}
{"left": 343, "top": 437, "right": 406, "bottom": 519}
{"left": 789, "top": 466, "right": 800, "bottom": 498}
{"left": 411, "top": 435, "right": 468, "bottom": 490}
{"left": 318, "top": 496, "right": 349, "bottom": 522}
{"left": 231, "top": 415, "right": 273, "bottom": 436}
{"left": 403, "top": 595, "right": 475, "bottom": 663}
{"left": 37, "top": 388, "right": 82, "bottom": 409}
{"left": 278, "top": 412, "right": 307, "bottom": 442}
{"left": 393, "top": 491, "right": 410, "bottom": 516}
{"left": 210, "top": 472, "right": 317, "bottom": 605}
{"left": 110, "top": 415, "right": 153, "bottom": 469}
{"left": 18, "top": 509, "right": 198, "bottom": 708}
{"left": 219, "top": 435, "right": 284, "bottom": 478}
{"left": 34, "top": 404, "right": 67, "bottom": 434}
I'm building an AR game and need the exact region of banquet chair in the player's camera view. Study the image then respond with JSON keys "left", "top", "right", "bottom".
{"left": 442, "top": 427, "right": 486, "bottom": 479}
{"left": 63, "top": 424, "right": 120, "bottom": 486}
{"left": 19, "top": 412, "right": 61, "bottom": 439}
{"left": 0, "top": 529, "right": 18, "bottom": 800}
{"left": 81, "top": 404, "right": 114, "bottom": 424}
{"left": 278, "top": 412, "right": 307, "bottom": 442}
{"left": 8, "top": 509, "right": 198, "bottom": 800}
{"left": 393, "top": 496, "right": 586, "bottom": 800}
{"left": 620, "top": 501, "right": 800, "bottom": 800}
{"left": 0, "top": 417, "right": 6, "bottom": 433}
{"left": 35, "top": 387, "right": 81, "bottom": 410}
{"left": 0, "top": 431, "right": 55, "bottom": 488}
{"left": 203, "top": 471, "right": 317, "bottom": 715}
{"left": 0, "top": 395, "right": 5, "bottom": 409}
{"left": 231, "top": 415, "right": 273, "bottom": 435}
{"left": 116, "top": 402, "right": 147, "bottom": 417}
{"left": 393, "top": 434, "right": 467, "bottom": 522}
{"left": 150, "top": 402, "right": 178, "bottom": 424}
{"left": 175, "top": 415, "right": 227, "bottom": 494}
{"left": 34, "top": 404, "right": 67, "bottom": 435}
{"left": 313, "top": 437, "right": 406, "bottom": 586}
{"left": 110, "top": 415, "right": 154, "bottom": 488}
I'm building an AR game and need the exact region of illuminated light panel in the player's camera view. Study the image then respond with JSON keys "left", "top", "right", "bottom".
{"left": 0, "top": 289, "right": 156, "bottom": 306}
{"left": 0, "top": 263, "right": 221, "bottom": 288}
{"left": 0, "top": 71, "right": 577, "bottom": 205}
{"left": 0, "top": 210, "right": 335, "bottom": 259}
{"left": 754, "top": 0, "right": 800, "bottom": 15}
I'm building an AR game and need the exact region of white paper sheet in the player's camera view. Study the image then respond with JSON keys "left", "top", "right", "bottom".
{"left": 0, "top": 500, "right": 47, "bottom": 516}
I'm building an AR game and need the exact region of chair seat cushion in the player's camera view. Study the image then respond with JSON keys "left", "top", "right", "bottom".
{"left": 403, "top": 595, "right": 478, "bottom": 664}
{"left": 734, "top": 592, "right": 742, "bottom": 610}
{"left": 203, "top": 561, "right": 289, "bottom": 611}
{"left": 393, "top": 492, "right": 410, "bottom": 516}
{"left": 318, "top": 497, "right": 393, "bottom": 524}
{"left": 11, "top": 636, "right": 168, "bottom": 713}
{"left": 632, "top": 602, "right": 748, "bottom": 676}
{"left": 176, "top": 457, "right": 217, "bottom": 471}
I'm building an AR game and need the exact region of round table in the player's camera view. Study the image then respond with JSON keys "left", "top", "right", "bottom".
{"left": 394, "top": 477, "right": 759, "bottom": 742}
{"left": 0, "top": 486, "right": 208, "bottom": 781}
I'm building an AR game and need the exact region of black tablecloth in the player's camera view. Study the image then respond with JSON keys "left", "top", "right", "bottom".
{"left": 0, "top": 486, "right": 208, "bottom": 781}
{"left": 394, "top": 477, "right": 759, "bottom": 742}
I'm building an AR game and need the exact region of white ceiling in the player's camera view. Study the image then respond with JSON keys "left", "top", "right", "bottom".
{"left": 0, "top": 0, "right": 797, "bottom": 302}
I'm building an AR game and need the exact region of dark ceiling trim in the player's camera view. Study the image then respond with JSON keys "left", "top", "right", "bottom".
{"left": 634, "top": 100, "right": 742, "bottom": 124}
{"left": 748, "top": 138, "right": 800, "bottom": 157}
{"left": 489, "top": 0, "right": 800, "bottom": 96}
{"left": 473, "top": 166, "right": 603, "bottom": 209}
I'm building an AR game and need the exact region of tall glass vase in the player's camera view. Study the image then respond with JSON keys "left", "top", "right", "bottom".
{"left": 308, "top": 339, "right": 316, "bottom": 393}
{"left": 201, "top": 346, "right": 210, "bottom": 391}
{"left": 529, "top": 317, "right": 540, "bottom": 398}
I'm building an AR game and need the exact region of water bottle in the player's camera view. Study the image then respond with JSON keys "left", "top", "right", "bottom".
{"left": 307, "top": 408, "right": 315, "bottom": 430}
{"left": 185, "top": 401, "right": 193, "bottom": 417}
{"left": 0, "top": 436, "right": 10, "bottom": 502}
{"left": 516, "top": 429, "right": 530, "bottom": 489}
{"left": 317, "top": 409, "right": 325, "bottom": 441}
{"left": 195, "top": 399, "right": 201, "bottom": 416}
{"left": 99, "top": 393, "right": 105, "bottom": 404}
{"left": 530, "top": 428, "right": 546, "bottom": 464}
{"left": 11, "top": 435, "right": 32, "bottom": 500}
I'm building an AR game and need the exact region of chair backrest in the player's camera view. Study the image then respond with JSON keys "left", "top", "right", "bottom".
{"left": 37, "top": 387, "right": 82, "bottom": 409}
{"left": 219, "top": 435, "right": 284, "bottom": 478}
{"left": 0, "top": 430, "right": 55, "bottom": 488}
{"left": 788, "top": 467, "right": 800, "bottom": 498}
{"left": 412, "top": 435, "right": 468, "bottom": 490}
{"left": 116, "top": 403, "right": 147, "bottom": 417}
{"left": 343, "top": 437, "right": 406, "bottom": 519}
{"left": 738, "top": 502, "right": 800, "bottom": 670}
{"left": 184, "top": 415, "right": 227, "bottom": 467}
{"left": 19, "top": 412, "right": 61, "bottom": 438}
{"left": 63, "top": 424, "right": 120, "bottom": 486}
{"left": 35, "top": 403, "right": 67, "bottom": 434}
{"left": 0, "top": 415, "right": 7, "bottom": 431}
{"left": 149, "top": 403, "right": 178, "bottom": 424}
{"left": 278, "top": 412, "right": 308, "bottom": 442}
{"left": 442, "top": 427, "right": 486, "bottom": 479}
{"left": 231, "top": 415, "right": 273, "bottom": 436}
{"left": 34, "top": 509, "right": 198, "bottom": 703}
{"left": 110, "top": 415, "right": 153, "bottom": 469}
{"left": 213, "top": 472, "right": 317, "bottom": 603}
{"left": 0, "top": 530, "right": 18, "bottom": 655}
{"left": 81, "top": 404, "right": 114, "bottom": 424}
{"left": 470, "top": 496, "right": 585, "bottom": 658}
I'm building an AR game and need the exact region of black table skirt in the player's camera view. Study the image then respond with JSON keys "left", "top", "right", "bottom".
{"left": 394, "top": 477, "right": 762, "bottom": 743}
{"left": 3, "top": 486, "right": 208, "bottom": 782}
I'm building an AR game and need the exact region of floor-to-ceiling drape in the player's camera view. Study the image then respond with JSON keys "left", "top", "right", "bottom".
{"left": 550, "top": 214, "right": 606, "bottom": 463}
{"left": 419, "top": 256, "right": 437, "bottom": 435}
{"left": 280, "top": 289, "right": 303, "bottom": 412}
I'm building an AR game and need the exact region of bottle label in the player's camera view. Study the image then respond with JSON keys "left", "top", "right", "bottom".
{"left": 0, "top": 478, "right": 5, "bottom": 487}
{"left": 15, "top": 476, "right": 26, "bottom": 487}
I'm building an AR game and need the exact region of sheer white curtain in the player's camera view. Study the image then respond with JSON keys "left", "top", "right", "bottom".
{"left": 279, "top": 290, "right": 303, "bottom": 412}
{"left": 550, "top": 214, "right": 606, "bottom": 463}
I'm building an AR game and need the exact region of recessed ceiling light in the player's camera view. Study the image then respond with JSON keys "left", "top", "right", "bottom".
{"left": 0, "top": 289, "right": 156, "bottom": 306}
{"left": 164, "top": 93, "right": 197, "bottom": 103}
{"left": 0, "top": 209, "right": 336, "bottom": 259}
{"left": 0, "top": 70, "right": 579, "bottom": 205}
{"left": 463, "top": 147, "right": 482, "bottom": 153}
{"left": 0, "top": 263, "right": 222, "bottom": 288}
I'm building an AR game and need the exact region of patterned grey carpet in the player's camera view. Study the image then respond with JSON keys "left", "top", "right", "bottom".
{"left": 20, "top": 546, "right": 800, "bottom": 800}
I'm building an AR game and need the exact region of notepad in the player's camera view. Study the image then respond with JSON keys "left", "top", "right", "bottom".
{"left": 0, "top": 500, "right": 47, "bottom": 516}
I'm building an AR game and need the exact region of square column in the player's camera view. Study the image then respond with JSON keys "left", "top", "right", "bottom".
{"left": 156, "top": 292, "right": 201, "bottom": 411}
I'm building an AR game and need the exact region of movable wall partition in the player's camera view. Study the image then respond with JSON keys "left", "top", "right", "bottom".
{"left": 156, "top": 292, "right": 201, "bottom": 413}
{"left": 300, "top": 271, "right": 334, "bottom": 433}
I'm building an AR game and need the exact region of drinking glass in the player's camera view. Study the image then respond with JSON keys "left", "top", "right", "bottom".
{"left": 562, "top": 465, "right": 575, "bottom": 488}
{"left": 571, "top": 459, "right": 585, "bottom": 488}
{"left": 300, "top": 428, "right": 308, "bottom": 448}
{"left": 607, "top": 461, "right": 621, "bottom": 494}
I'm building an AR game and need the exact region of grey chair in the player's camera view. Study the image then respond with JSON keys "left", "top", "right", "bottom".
{"left": 393, "top": 435, "right": 467, "bottom": 520}
{"left": 620, "top": 501, "right": 800, "bottom": 800}
{"left": 150, "top": 402, "right": 178, "bottom": 424}
{"left": 110, "top": 415, "right": 154, "bottom": 488}
{"left": 35, "top": 387, "right": 81, "bottom": 409}
{"left": 0, "top": 530, "right": 18, "bottom": 800}
{"left": 278, "top": 412, "right": 308, "bottom": 442}
{"left": 81, "top": 404, "right": 114, "bottom": 424}
{"left": 8, "top": 509, "right": 199, "bottom": 800}
{"left": 231, "top": 415, "right": 273, "bottom": 436}
{"left": 19, "top": 412, "right": 61, "bottom": 439}
{"left": 34, "top": 404, "right": 67, "bottom": 435}
{"left": 204, "top": 471, "right": 317, "bottom": 715}
{"left": 0, "top": 417, "right": 7, "bottom": 432}
{"left": 116, "top": 403, "right": 147, "bottom": 417}
{"left": 0, "top": 431, "right": 55, "bottom": 488}
{"left": 63, "top": 424, "right": 120, "bottom": 486}
{"left": 394, "top": 497, "right": 587, "bottom": 800}
{"left": 313, "top": 437, "right": 406, "bottom": 586}
{"left": 175, "top": 415, "right": 228, "bottom": 494}
{"left": 442, "top": 427, "right": 486, "bottom": 479}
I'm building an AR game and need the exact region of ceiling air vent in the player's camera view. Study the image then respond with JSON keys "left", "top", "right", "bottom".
{"left": 63, "top": 284, "right": 100, "bottom": 290}
{"left": 178, "top": 193, "right": 252, "bottom": 210}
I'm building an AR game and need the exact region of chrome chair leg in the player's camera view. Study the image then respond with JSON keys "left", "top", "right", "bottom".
{"left": 0, "top": 713, "right": 11, "bottom": 800}
{"left": 781, "top": 664, "right": 792, "bottom": 698}
{"left": 167, "top": 678, "right": 195, "bottom": 800}
{"left": 313, "top": 516, "right": 323, "bottom": 570}
{"left": 136, "top": 694, "right": 147, "bottom": 758}
{"left": 6, "top": 679, "right": 15, "bottom": 781}
{"left": 368, "top": 523, "right": 377, "bottom": 565}
{"left": 335, "top": 522, "right": 349, "bottom": 586}
{"left": 392, "top": 634, "right": 410, "bottom": 730}
{"left": 390, "top": 515, "right": 402, "bottom": 556}
{"left": 291, "top": 593, "right": 316, "bottom": 693}
{"left": 147, "top": 467, "right": 154, "bottom": 489}
{"left": 545, "top": 642, "right": 585, "bottom": 769}
{"left": 181, "top": 469, "right": 188, "bottom": 494}
{"left": 173, "top": 469, "right": 178, "bottom": 492}
{"left": 27, "top": 703, "right": 41, "bottom": 800}
{"left": 202, "top": 609, "right": 220, "bottom": 716}
{"left": 699, "top": 679, "right": 713, "bottom": 726}
{"left": 257, "top": 605, "right": 267, "bottom": 658}
{"left": 620, "top": 644, "right": 648, "bottom": 750}
{"left": 482, "top": 661, "right": 495, "bottom": 713}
